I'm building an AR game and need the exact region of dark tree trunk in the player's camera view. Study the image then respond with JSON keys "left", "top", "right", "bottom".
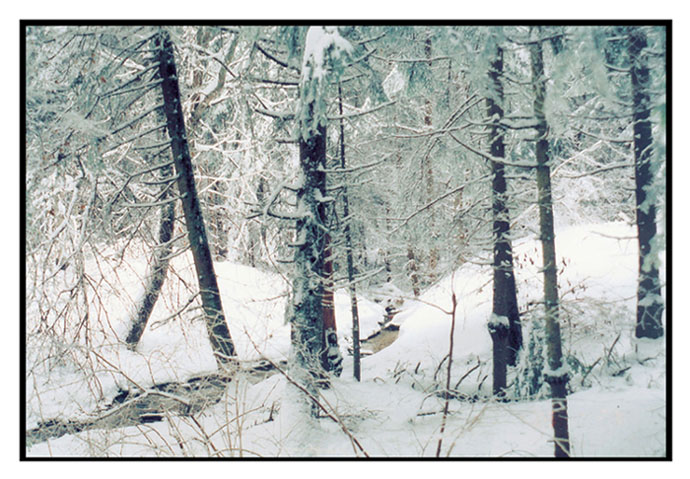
{"left": 339, "top": 87, "right": 362, "bottom": 381}
{"left": 155, "top": 31, "right": 236, "bottom": 368}
{"left": 629, "top": 28, "right": 664, "bottom": 340}
{"left": 291, "top": 120, "right": 329, "bottom": 403}
{"left": 209, "top": 180, "right": 229, "bottom": 261}
{"left": 532, "top": 34, "right": 570, "bottom": 458}
{"left": 486, "top": 44, "right": 522, "bottom": 396}
{"left": 125, "top": 161, "right": 176, "bottom": 347}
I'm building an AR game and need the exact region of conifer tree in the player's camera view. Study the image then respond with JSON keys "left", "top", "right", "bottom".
{"left": 531, "top": 28, "right": 570, "bottom": 457}
{"left": 628, "top": 27, "right": 664, "bottom": 340}
{"left": 485, "top": 38, "right": 522, "bottom": 395}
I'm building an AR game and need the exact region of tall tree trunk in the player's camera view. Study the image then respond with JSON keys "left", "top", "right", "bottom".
{"left": 628, "top": 27, "right": 664, "bottom": 340}
{"left": 486, "top": 43, "right": 522, "bottom": 397}
{"left": 155, "top": 31, "right": 236, "bottom": 368}
{"left": 423, "top": 32, "right": 438, "bottom": 284}
{"left": 291, "top": 120, "right": 329, "bottom": 409}
{"left": 339, "top": 86, "right": 362, "bottom": 381}
{"left": 532, "top": 34, "right": 570, "bottom": 458}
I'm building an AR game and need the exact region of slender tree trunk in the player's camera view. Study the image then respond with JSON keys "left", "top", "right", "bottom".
{"left": 423, "top": 32, "right": 438, "bottom": 284}
{"left": 248, "top": 178, "right": 267, "bottom": 268}
{"left": 407, "top": 246, "right": 421, "bottom": 298}
{"left": 125, "top": 161, "right": 176, "bottom": 347}
{"left": 321, "top": 232, "right": 343, "bottom": 377}
{"left": 155, "top": 31, "right": 236, "bottom": 368}
{"left": 628, "top": 27, "right": 664, "bottom": 339}
{"left": 532, "top": 34, "right": 570, "bottom": 458}
{"left": 209, "top": 180, "right": 229, "bottom": 261}
{"left": 486, "top": 43, "right": 522, "bottom": 396}
{"left": 124, "top": 98, "right": 177, "bottom": 348}
{"left": 339, "top": 87, "right": 362, "bottom": 381}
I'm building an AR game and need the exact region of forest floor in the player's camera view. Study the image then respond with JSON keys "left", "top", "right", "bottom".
{"left": 25, "top": 222, "right": 666, "bottom": 457}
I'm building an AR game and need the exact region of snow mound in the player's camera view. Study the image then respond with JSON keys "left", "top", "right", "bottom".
{"left": 363, "top": 222, "right": 661, "bottom": 394}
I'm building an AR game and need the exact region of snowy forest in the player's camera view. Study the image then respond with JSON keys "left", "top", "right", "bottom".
{"left": 23, "top": 23, "right": 667, "bottom": 458}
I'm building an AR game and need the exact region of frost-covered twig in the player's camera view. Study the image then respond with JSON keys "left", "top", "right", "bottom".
{"left": 390, "top": 174, "right": 492, "bottom": 234}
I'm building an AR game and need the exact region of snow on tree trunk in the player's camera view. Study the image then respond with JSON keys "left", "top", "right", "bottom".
{"left": 322, "top": 232, "right": 343, "bottom": 376}
{"left": 486, "top": 43, "right": 522, "bottom": 396}
{"left": 628, "top": 27, "right": 664, "bottom": 340}
{"left": 531, "top": 33, "right": 571, "bottom": 458}
{"left": 155, "top": 31, "right": 236, "bottom": 368}
{"left": 289, "top": 27, "right": 352, "bottom": 410}
{"left": 423, "top": 32, "right": 439, "bottom": 285}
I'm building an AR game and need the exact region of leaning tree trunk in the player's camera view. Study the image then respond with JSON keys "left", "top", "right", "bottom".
{"left": 532, "top": 34, "right": 570, "bottom": 458}
{"left": 155, "top": 31, "right": 236, "bottom": 368}
{"left": 628, "top": 27, "right": 664, "bottom": 340}
{"left": 125, "top": 160, "right": 176, "bottom": 347}
{"left": 486, "top": 43, "right": 522, "bottom": 396}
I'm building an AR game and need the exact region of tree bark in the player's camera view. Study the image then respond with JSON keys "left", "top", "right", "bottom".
{"left": 291, "top": 120, "right": 330, "bottom": 404}
{"left": 486, "top": 43, "right": 522, "bottom": 397}
{"left": 532, "top": 34, "right": 570, "bottom": 458}
{"left": 423, "top": 32, "right": 439, "bottom": 284}
{"left": 628, "top": 27, "right": 664, "bottom": 340}
{"left": 125, "top": 161, "right": 176, "bottom": 347}
{"left": 407, "top": 246, "right": 421, "bottom": 298}
{"left": 321, "top": 232, "right": 343, "bottom": 377}
{"left": 155, "top": 31, "right": 236, "bottom": 368}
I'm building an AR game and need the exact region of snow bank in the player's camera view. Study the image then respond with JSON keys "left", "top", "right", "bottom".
{"left": 26, "top": 222, "right": 666, "bottom": 457}
{"left": 363, "top": 222, "right": 664, "bottom": 392}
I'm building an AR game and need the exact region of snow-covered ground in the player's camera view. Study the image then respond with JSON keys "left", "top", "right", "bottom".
{"left": 25, "top": 222, "right": 666, "bottom": 457}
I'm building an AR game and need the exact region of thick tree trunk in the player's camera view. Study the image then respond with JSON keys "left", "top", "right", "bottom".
{"left": 486, "top": 44, "right": 522, "bottom": 397}
{"left": 628, "top": 28, "right": 664, "bottom": 340}
{"left": 291, "top": 121, "right": 330, "bottom": 405}
{"left": 532, "top": 35, "right": 570, "bottom": 458}
{"left": 155, "top": 31, "right": 236, "bottom": 368}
